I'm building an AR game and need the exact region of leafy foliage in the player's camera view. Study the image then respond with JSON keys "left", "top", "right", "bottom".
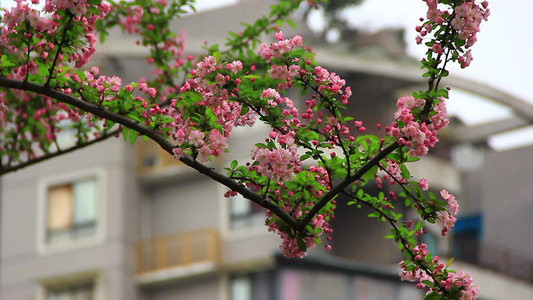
{"left": 0, "top": 0, "right": 489, "bottom": 298}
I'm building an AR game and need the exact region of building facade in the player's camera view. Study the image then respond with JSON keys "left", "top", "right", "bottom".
{"left": 2, "top": 1, "right": 533, "bottom": 299}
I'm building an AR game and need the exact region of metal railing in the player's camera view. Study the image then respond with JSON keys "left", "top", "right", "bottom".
{"left": 454, "top": 239, "right": 533, "bottom": 282}
{"left": 479, "top": 241, "right": 533, "bottom": 282}
{"left": 135, "top": 228, "right": 222, "bottom": 274}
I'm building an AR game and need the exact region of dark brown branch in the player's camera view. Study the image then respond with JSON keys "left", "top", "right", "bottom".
{"left": 0, "top": 128, "right": 120, "bottom": 175}
{"left": 0, "top": 77, "right": 299, "bottom": 229}
{"left": 45, "top": 13, "right": 74, "bottom": 87}
{"left": 345, "top": 192, "right": 445, "bottom": 294}
{"left": 298, "top": 141, "right": 400, "bottom": 230}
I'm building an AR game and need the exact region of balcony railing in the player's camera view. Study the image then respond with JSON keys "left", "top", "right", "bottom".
{"left": 136, "top": 139, "right": 184, "bottom": 176}
{"left": 135, "top": 228, "right": 222, "bottom": 275}
{"left": 480, "top": 241, "right": 533, "bottom": 282}
{"left": 454, "top": 239, "right": 533, "bottom": 282}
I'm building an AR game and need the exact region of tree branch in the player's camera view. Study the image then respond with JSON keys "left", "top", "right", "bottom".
{"left": 0, "top": 77, "right": 299, "bottom": 229}
{"left": 0, "top": 128, "right": 120, "bottom": 175}
{"left": 298, "top": 141, "right": 400, "bottom": 230}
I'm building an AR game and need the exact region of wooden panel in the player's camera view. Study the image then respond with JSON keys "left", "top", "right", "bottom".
{"left": 135, "top": 228, "right": 221, "bottom": 274}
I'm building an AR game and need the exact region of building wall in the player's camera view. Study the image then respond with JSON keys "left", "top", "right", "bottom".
{"left": 144, "top": 276, "right": 221, "bottom": 300}
{"left": 148, "top": 176, "right": 221, "bottom": 236}
{"left": 278, "top": 268, "right": 423, "bottom": 300}
{"left": 0, "top": 138, "right": 140, "bottom": 299}
{"left": 479, "top": 146, "right": 533, "bottom": 250}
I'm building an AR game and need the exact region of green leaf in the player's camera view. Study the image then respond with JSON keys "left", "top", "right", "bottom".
{"left": 445, "top": 257, "right": 454, "bottom": 268}
{"left": 415, "top": 221, "right": 424, "bottom": 232}
{"left": 422, "top": 280, "right": 435, "bottom": 287}
{"left": 424, "top": 291, "right": 440, "bottom": 300}
{"left": 360, "top": 165, "right": 378, "bottom": 186}
{"left": 88, "top": 6, "right": 100, "bottom": 15}
{"left": 122, "top": 127, "right": 129, "bottom": 142}
{"left": 439, "top": 69, "right": 449, "bottom": 77}
{"left": 129, "top": 128, "right": 138, "bottom": 145}
{"left": 240, "top": 105, "right": 249, "bottom": 115}
{"left": 400, "top": 164, "right": 410, "bottom": 180}
{"left": 213, "top": 51, "right": 221, "bottom": 62}
{"left": 0, "top": 55, "right": 15, "bottom": 67}
{"left": 231, "top": 160, "right": 238, "bottom": 169}
{"left": 286, "top": 18, "right": 297, "bottom": 29}
{"left": 297, "top": 238, "right": 307, "bottom": 252}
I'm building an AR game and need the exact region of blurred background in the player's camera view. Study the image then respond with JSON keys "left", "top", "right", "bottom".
{"left": 1, "top": 1, "right": 533, "bottom": 299}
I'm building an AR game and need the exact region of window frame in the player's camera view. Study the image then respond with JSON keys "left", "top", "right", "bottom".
{"left": 38, "top": 271, "right": 102, "bottom": 300}
{"left": 46, "top": 281, "right": 94, "bottom": 300}
{"left": 228, "top": 193, "right": 266, "bottom": 230}
{"left": 229, "top": 271, "right": 275, "bottom": 300}
{"left": 45, "top": 178, "right": 98, "bottom": 244}
{"left": 37, "top": 168, "right": 106, "bottom": 255}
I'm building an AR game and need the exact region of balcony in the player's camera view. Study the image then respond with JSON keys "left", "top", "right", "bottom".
{"left": 135, "top": 140, "right": 222, "bottom": 185}
{"left": 454, "top": 239, "right": 533, "bottom": 282}
{"left": 135, "top": 228, "right": 222, "bottom": 285}
{"left": 136, "top": 139, "right": 185, "bottom": 176}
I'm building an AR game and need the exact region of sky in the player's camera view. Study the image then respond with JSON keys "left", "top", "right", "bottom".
{"left": 1, "top": 0, "right": 531, "bottom": 150}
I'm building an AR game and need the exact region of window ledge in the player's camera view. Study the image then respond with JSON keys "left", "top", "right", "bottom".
{"left": 37, "top": 236, "right": 104, "bottom": 256}
{"left": 136, "top": 261, "right": 218, "bottom": 286}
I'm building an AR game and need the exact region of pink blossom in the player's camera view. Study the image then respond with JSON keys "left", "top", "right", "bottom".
{"left": 439, "top": 211, "right": 457, "bottom": 236}
{"left": 419, "top": 178, "right": 429, "bottom": 191}
{"left": 441, "top": 190, "right": 459, "bottom": 214}
{"left": 188, "top": 130, "right": 205, "bottom": 147}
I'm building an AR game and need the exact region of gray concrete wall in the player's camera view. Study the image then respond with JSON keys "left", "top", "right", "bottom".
{"left": 148, "top": 176, "right": 221, "bottom": 236}
{"left": 1, "top": 138, "right": 141, "bottom": 299}
{"left": 278, "top": 268, "right": 423, "bottom": 300}
{"left": 478, "top": 146, "right": 533, "bottom": 250}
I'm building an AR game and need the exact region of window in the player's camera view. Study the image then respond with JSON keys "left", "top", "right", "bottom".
{"left": 420, "top": 231, "right": 439, "bottom": 256}
{"left": 229, "top": 194, "right": 265, "bottom": 229}
{"left": 452, "top": 214, "right": 482, "bottom": 263}
{"left": 230, "top": 275, "right": 252, "bottom": 300}
{"left": 46, "top": 177, "right": 97, "bottom": 244}
{"left": 229, "top": 272, "right": 273, "bottom": 300}
{"left": 46, "top": 282, "right": 94, "bottom": 300}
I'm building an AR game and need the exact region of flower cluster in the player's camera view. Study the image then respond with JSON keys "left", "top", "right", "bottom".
{"left": 387, "top": 96, "right": 449, "bottom": 157}
{"left": 399, "top": 251, "right": 479, "bottom": 300}
{"left": 383, "top": 159, "right": 407, "bottom": 185}
{"left": 172, "top": 55, "right": 255, "bottom": 161}
{"left": 438, "top": 189, "right": 459, "bottom": 236}
{"left": 266, "top": 205, "right": 333, "bottom": 258}
{"left": 258, "top": 31, "right": 303, "bottom": 63}
{"left": 0, "top": 0, "right": 114, "bottom": 163}
{"left": 251, "top": 131, "right": 301, "bottom": 183}
{"left": 1, "top": 0, "right": 109, "bottom": 73}
{"left": 0, "top": 0, "right": 491, "bottom": 296}
{"left": 417, "top": 0, "right": 490, "bottom": 68}
{"left": 451, "top": 1, "right": 490, "bottom": 46}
